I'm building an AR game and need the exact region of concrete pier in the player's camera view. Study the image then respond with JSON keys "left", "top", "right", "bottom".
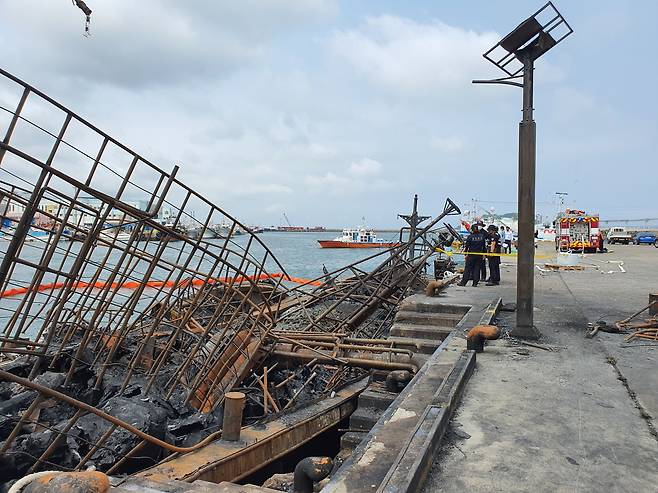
{"left": 423, "top": 242, "right": 658, "bottom": 491}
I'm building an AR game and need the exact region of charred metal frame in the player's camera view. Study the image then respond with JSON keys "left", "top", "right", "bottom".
{"left": 0, "top": 65, "right": 460, "bottom": 481}
{"left": 0, "top": 67, "right": 289, "bottom": 477}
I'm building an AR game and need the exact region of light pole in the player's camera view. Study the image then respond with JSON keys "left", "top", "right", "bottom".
{"left": 474, "top": 2, "right": 573, "bottom": 339}
{"left": 555, "top": 191, "right": 568, "bottom": 217}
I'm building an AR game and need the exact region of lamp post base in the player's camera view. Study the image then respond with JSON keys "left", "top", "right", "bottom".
{"left": 509, "top": 324, "right": 541, "bottom": 340}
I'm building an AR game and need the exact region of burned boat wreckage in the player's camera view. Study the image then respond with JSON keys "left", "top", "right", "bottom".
{"left": 0, "top": 67, "right": 461, "bottom": 489}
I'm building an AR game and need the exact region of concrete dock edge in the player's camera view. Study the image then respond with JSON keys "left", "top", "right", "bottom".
{"left": 377, "top": 350, "right": 476, "bottom": 493}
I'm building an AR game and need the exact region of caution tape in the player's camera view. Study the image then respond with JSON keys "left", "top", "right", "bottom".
{"left": 434, "top": 247, "right": 554, "bottom": 260}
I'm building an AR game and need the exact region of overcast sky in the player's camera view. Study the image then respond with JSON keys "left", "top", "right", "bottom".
{"left": 1, "top": 1, "right": 656, "bottom": 227}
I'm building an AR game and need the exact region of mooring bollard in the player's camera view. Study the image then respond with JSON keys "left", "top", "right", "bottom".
{"left": 222, "top": 391, "right": 246, "bottom": 441}
{"left": 385, "top": 370, "right": 412, "bottom": 392}
{"left": 293, "top": 456, "right": 333, "bottom": 493}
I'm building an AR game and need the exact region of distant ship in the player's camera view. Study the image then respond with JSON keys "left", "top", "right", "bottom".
{"left": 318, "top": 228, "right": 400, "bottom": 249}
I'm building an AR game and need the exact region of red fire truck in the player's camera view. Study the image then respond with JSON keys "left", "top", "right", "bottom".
{"left": 555, "top": 209, "right": 601, "bottom": 253}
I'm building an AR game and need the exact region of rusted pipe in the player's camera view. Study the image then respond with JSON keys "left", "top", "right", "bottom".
{"left": 222, "top": 391, "right": 246, "bottom": 441}
{"left": 466, "top": 325, "right": 500, "bottom": 353}
{"left": 280, "top": 338, "right": 413, "bottom": 357}
{"left": 293, "top": 456, "right": 333, "bottom": 493}
{"left": 271, "top": 349, "right": 418, "bottom": 373}
{"left": 385, "top": 369, "right": 412, "bottom": 392}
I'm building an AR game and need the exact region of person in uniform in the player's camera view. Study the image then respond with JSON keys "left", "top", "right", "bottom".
{"left": 478, "top": 221, "right": 488, "bottom": 281}
{"left": 486, "top": 225, "right": 501, "bottom": 285}
{"left": 458, "top": 223, "right": 486, "bottom": 287}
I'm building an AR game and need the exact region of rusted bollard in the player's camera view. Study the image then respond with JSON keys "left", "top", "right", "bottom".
{"left": 293, "top": 456, "right": 333, "bottom": 493}
{"left": 466, "top": 325, "right": 501, "bottom": 353}
{"left": 385, "top": 370, "right": 412, "bottom": 392}
{"left": 222, "top": 391, "right": 246, "bottom": 441}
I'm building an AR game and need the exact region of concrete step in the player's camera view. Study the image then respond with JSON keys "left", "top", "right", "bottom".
{"left": 340, "top": 430, "right": 368, "bottom": 450}
{"left": 387, "top": 336, "right": 441, "bottom": 354}
{"left": 349, "top": 407, "right": 383, "bottom": 431}
{"left": 357, "top": 389, "right": 397, "bottom": 411}
{"left": 398, "top": 300, "right": 469, "bottom": 315}
{"left": 394, "top": 310, "right": 463, "bottom": 327}
{"left": 389, "top": 323, "right": 453, "bottom": 341}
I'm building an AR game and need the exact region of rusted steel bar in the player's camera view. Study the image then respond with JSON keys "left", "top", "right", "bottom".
{"left": 283, "top": 372, "right": 317, "bottom": 411}
{"left": 106, "top": 440, "right": 148, "bottom": 476}
{"left": 275, "top": 338, "right": 413, "bottom": 357}
{"left": 274, "top": 335, "right": 348, "bottom": 364}
{"left": 28, "top": 410, "right": 85, "bottom": 473}
{"left": 263, "top": 366, "right": 269, "bottom": 414}
{"left": 0, "top": 394, "right": 44, "bottom": 455}
{"left": 74, "top": 424, "right": 118, "bottom": 470}
{"left": 253, "top": 371, "right": 280, "bottom": 413}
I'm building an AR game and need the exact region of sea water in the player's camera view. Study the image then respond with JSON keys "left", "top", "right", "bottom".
{"left": 0, "top": 230, "right": 403, "bottom": 337}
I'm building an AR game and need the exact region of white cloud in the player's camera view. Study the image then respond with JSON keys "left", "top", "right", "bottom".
{"left": 1, "top": 3, "right": 651, "bottom": 227}
{"left": 429, "top": 136, "right": 465, "bottom": 153}
{"left": 0, "top": 0, "right": 337, "bottom": 89}
{"left": 234, "top": 183, "right": 293, "bottom": 195}
{"left": 304, "top": 171, "right": 349, "bottom": 188}
{"left": 329, "top": 15, "right": 500, "bottom": 94}
{"left": 304, "top": 158, "right": 391, "bottom": 198}
{"left": 348, "top": 158, "right": 382, "bottom": 176}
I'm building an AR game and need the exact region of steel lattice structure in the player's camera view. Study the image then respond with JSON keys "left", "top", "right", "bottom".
{"left": 0, "top": 67, "right": 291, "bottom": 478}
{"left": 0, "top": 66, "right": 461, "bottom": 482}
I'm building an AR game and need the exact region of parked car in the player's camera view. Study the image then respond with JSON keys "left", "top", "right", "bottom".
{"left": 606, "top": 227, "right": 633, "bottom": 245}
{"left": 633, "top": 232, "right": 657, "bottom": 245}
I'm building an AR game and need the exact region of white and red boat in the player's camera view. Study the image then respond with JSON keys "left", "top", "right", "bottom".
{"left": 318, "top": 228, "right": 400, "bottom": 249}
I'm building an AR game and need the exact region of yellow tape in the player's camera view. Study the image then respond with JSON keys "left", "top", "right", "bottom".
{"left": 434, "top": 247, "right": 554, "bottom": 260}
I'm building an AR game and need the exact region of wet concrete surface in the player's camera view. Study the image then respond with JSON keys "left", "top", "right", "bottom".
{"left": 423, "top": 242, "right": 658, "bottom": 492}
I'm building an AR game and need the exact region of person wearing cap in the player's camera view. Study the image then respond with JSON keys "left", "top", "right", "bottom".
{"left": 476, "top": 221, "right": 487, "bottom": 281}
{"left": 458, "top": 223, "right": 487, "bottom": 287}
{"left": 485, "top": 225, "right": 501, "bottom": 285}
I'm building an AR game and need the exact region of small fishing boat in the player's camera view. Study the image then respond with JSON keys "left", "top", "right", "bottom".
{"left": 318, "top": 228, "right": 400, "bottom": 249}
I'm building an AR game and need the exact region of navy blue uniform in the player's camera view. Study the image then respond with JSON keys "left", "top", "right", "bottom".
{"left": 459, "top": 230, "right": 486, "bottom": 286}
{"left": 487, "top": 232, "right": 501, "bottom": 285}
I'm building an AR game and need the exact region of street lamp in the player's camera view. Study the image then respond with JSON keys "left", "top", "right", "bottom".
{"left": 474, "top": 2, "right": 573, "bottom": 339}
{"left": 555, "top": 191, "right": 568, "bottom": 217}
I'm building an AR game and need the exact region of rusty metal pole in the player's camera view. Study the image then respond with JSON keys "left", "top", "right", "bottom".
{"left": 409, "top": 194, "right": 418, "bottom": 260}
{"left": 222, "top": 391, "right": 246, "bottom": 441}
{"left": 511, "top": 56, "right": 540, "bottom": 340}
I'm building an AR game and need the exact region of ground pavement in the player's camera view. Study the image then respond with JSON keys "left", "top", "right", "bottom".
{"left": 423, "top": 242, "right": 658, "bottom": 492}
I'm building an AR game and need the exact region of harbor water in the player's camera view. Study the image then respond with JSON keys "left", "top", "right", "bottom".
{"left": 0, "top": 230, "right": 404, "bottom": 337}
